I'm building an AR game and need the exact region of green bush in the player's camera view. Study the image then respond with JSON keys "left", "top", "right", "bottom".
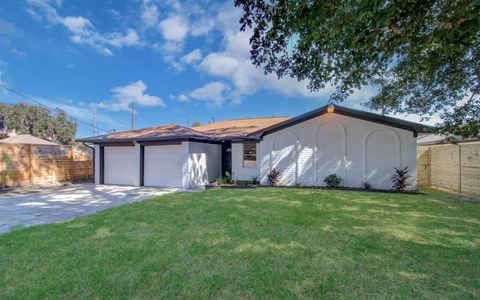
{"left": 323, "top": 174, "right": 342, "bottom": 187}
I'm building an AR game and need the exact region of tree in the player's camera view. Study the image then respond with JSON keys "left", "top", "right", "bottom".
{"left": 235, "top": 0, "right": 480, "bottom": 137}
{"left": 0, "top": 103, "right": 77, "bottom": 145}
{"left": 191, "top": 121, "right": 202, "bottom": 127}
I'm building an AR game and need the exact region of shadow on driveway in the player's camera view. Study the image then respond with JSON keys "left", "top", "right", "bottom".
{"left": 0, "top": 184, "right": 182, "bottom": 234}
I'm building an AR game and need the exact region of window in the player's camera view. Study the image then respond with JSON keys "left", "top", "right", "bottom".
{"left": 243, "top": 142, "right": 257, "bottom": 168}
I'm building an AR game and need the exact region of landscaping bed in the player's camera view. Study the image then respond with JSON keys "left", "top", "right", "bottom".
{"left": 205, "top": 183, "right": 423, "bottom": 194}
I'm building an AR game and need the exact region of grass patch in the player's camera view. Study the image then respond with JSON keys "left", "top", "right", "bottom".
{"left": 1, "top": 188, "right": 479, "bottom": 298}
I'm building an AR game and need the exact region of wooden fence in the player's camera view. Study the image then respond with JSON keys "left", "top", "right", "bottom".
{"left": 0, "top": 143, "right": 93, "bottom": 188}
{"left": 417, "top": 141, "right": 480, "bottom": 197}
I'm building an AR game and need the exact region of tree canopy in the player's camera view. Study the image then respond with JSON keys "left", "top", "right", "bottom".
{"left": 235, "top": 0, "right": 480, "bottom": 137}
{"left": 0, "top": 103, "right": 77, "bottom": 145}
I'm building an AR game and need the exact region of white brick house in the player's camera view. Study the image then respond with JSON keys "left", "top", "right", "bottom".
{"left": 78, "top": 105, "right": 427, "bottom": 190}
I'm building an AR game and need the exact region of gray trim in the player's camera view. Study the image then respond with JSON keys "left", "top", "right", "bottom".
{"left": 77, "top": 134, "right": 213, "bottom": 144}
{"left": 140, "top": 145, "right": 144, "bottom": 186}
{"left": 99, "top": 146, "right": 104, "bottom": 184}
{"left": 140, "top": 140, "right": 182, "bottom": 146}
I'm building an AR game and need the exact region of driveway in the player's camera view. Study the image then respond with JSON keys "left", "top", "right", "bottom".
{"left": 0, "top": 184, "right": 180, "bottom": 234}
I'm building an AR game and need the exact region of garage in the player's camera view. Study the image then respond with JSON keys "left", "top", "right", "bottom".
{"left": 104, "top": 146, "right": 136, "bottom": 185}
{"left": 144, "top": 145, "right": 183, "bottom": 187}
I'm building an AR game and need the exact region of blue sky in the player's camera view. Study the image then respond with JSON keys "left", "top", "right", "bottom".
{"left": 0, "top": 0, "right": 427, "bottom": 138}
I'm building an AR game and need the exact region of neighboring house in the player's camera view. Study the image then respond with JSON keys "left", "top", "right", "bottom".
{"left": 0, "top": 134, "right": 59, "bottom": 146}
{"left": 417, "top": 134, "right": 479, "bottom": 145}
{"left": 78, "top": 105, "right": 428, "bottom": 190}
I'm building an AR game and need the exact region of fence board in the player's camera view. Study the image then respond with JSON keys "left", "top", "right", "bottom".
{"left": 0, "top": 143, "right": 93, "bottom": 188}
{"left": 417, "top": 141, "right": 480, "bottom": 197}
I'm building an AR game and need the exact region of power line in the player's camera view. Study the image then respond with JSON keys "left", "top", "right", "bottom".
{"left": 0, "top": 83, "right": 113, "bottom": 134}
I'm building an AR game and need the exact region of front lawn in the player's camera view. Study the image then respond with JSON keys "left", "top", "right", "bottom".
{"left": 1, "top": 188, "right": 479, "bottom": 298}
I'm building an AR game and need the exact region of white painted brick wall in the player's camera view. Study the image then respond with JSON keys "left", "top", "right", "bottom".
{"left": 183, "top": 141, "right": 222, "bottom": 188}
{"left": 233, "top": 113, "right": 417, "bottom": 190}
{"left": 231, "top": 143, "right": 260, "bottom": 181}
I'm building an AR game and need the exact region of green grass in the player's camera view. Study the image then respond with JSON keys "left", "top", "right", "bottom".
{"left": 1, "top": 188, "right": 479, "bottom": 299}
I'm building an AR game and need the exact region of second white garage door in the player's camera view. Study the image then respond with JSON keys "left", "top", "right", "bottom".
{"left": 104, "top": 146, "right": 136, "bottom": 185}
{"left": 144, "top": 145, "right": 183, "bottom": 187}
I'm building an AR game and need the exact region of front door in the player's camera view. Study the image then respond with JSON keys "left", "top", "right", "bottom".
{"left": 221, "top": 141, "right": 232, "bottom": 176}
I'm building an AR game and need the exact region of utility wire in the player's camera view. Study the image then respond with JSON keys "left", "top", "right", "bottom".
{"left": 0, "top": 83, "right": 113, "bottom": 134}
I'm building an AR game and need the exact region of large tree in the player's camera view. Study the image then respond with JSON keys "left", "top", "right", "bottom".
{"left": 235, "top": 0, "right": 479, "bottom": 137}
{"left": 0, "top": 103, "right": 77, "bottom": 145}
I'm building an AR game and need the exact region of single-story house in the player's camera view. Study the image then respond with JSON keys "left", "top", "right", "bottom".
{"left": 0, "top": 134, "right": 59, "bottom": 146}
{"left": 78, "top": 105, "right": 428, "bottom": 190}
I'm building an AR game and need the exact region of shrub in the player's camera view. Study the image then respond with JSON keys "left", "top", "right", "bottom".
{"left": 324, "top": 174, "right": 342, "bottom": 187}
{"left": 238, "top": 180, "right": 250, "bottom": 187}
{"left": 251, "top": 176, "right": 259, "bottom": 185}
{"left": 392, "top": 166, "right": 410, "bottom": 191}
{"left": 266, "top": 168, "right": 281, "bottom": 186}
{"left": 363, "top": 181, "right": 371, "bottom": 190}
{"left": 214, "top": 171, "right": 235, "bottom": 185}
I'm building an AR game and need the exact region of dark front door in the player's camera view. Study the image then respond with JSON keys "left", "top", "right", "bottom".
{"left": 221, "top": 141, "right": 232, "bottom": 176}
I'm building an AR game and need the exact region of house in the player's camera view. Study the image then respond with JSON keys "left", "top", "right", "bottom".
{"left": 78, "top": 105, "right": 428, "bottom": 190}
{"left": 0, "top": 134, "right": 59, "bottom": 146}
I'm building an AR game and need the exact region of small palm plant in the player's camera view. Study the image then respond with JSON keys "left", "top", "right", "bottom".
{"left": 391, "top": 166, "right": 410, "bottom": 191}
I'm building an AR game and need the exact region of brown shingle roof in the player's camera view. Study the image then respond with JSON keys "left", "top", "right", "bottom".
{"left": 78, "top": 117, "right": 291, "bottom": 143}
{"left": 193, "top": 117, "right": 290, "bottom": 139}
{"left": 0, "top": 134, "right": 59, "bottom": 145}
{"left": 79, "top": 123, "right": 210, "bottom": 143}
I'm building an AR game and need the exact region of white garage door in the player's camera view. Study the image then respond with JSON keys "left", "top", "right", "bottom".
{"left": 144, "top": 145, "right": 182, "bottom": 187}
{"left": 104, "top": 146, "right": 136, "bottom": 185}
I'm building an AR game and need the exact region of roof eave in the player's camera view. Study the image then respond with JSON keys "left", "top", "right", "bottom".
{"left": 248, "top": 105, "right": 430, "bottom": 138}
{"left": 76, "top": 134, "right": 214, "bottom": 144}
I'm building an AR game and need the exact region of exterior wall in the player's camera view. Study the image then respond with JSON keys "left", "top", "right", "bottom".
{"left": 94, "top": 144, "right": 100, "bottom": 184}
{"left": 182, "top": 141, "right": 222, "bottom": 188}
{"left": 232, "top": 142, "right": 260, "bottom": 181}
{"left": 255, "top": 113, "right": 417, "bottom": 190}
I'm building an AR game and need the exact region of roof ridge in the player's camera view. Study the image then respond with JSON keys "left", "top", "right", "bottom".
{"left": 195, "top": 116, "right": 290, "bottom": 125}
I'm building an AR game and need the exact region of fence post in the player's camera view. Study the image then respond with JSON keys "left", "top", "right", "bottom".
{"left": 1, "top": 144, "right": 4, "bottom": 190}
{"left": 458, "top": 144, "right": 462, "bottom": 194}
{"left": 51, "top": 146, "right": 55, "bottom": 183}
{"left": 28, "top": 144, "right": 33, "bottom": 185}
{"left": 428, "top": 146, "right": 431, "bottom": 187}
{"left": 70, "top": 147, "right": 74, "bottom": 182}
{"left": 85, "top": 157, "right": 88, "bottom": 181}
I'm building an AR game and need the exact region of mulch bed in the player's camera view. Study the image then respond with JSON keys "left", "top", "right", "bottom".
{"left": 205, "top": 184, "right": 423, "bottom": 194}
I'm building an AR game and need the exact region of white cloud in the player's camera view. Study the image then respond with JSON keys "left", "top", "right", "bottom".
{"left": 176, "top": 94, "right": 189, "bottom": 102}
{"left": 159, "top": 15, "right": 189, "bottom": 42}
{"left": 196, "top": 25, "right": 321, "bottom": 100}
{"left": 26, "top": 0, "right": 141, "bottom": 55}
{"left": 141, "top": 1, "right": 159, "bottom": 28}
{"left": 181, "top": 49, "right": 202, "bottom": 64}
{"left": 177, "top": 81, "right": 231, "bottom": 108}
{"left": 107, "top": 29, "right": 140, "bottom": 48}
{"left": 10, "top": 48, "right": 27, "bottom": 58}
{"left": 61, "top": 16, "right": 91, "bottom": 34}
{"left": 199, "top": 53, "right": 240, "bottom": 77}
{"left": 98, "top": 80, "right": 166, "bottom": 112}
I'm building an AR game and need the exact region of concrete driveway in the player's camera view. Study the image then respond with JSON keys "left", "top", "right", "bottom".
{"left": 0, "top": 184, "right": 180, "bottom": 234}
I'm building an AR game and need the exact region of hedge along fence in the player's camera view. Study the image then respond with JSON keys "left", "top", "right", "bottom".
{"left": 0, "top": 143, "right": 93, "bottom": 189}
{"left": 417, "top": 141, "right": 480, "bottom": 197}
